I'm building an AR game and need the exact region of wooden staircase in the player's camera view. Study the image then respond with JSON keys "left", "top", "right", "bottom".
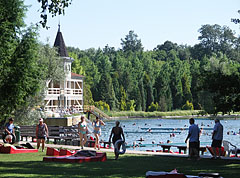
{"left": 83, "top": 105, "right": 110, "bottom": 120}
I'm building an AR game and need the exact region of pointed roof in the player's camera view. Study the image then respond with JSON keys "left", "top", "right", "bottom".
{"left": 54, "top": 24, "right": 69, "bottom": 57}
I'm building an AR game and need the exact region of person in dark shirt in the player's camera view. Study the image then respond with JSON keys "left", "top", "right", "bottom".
{"left": 36, "top": 118, "right": 48, "bottom": 152}
{"left": 109, "top": 121, "right": 125, "bottom": 160}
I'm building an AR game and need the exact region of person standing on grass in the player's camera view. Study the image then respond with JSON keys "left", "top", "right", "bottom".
{"left": 93, "top": 116, "right": 105, "bottom": 150}
{"left": 109, "top": 121, "right": 125, "bottom": 160}
{"left": 78, "top": 116, "right": 88, "bottom": 149}
{"left": 185, "top": 118, "right": 200, "bottom": 160}
{"left": 36, "top": 118, "right": 48, "bottom": 152}
{"left": 211, "top": 119, "right": 223, "bottom": 159}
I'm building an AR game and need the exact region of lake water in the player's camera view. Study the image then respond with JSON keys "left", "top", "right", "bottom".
{"left": 97, "top": 118, "right": 240, "bottom": 152}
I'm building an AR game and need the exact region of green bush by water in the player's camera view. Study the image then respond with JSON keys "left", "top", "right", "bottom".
{"left": 107, "top": 110, "right": 201, "bottom": 118}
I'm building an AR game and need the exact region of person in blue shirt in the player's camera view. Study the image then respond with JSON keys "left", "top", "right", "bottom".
{"left": 4, "top": 118, "right": 15, "bottom": 143}
{"left": 211, "top": 119, "right": 223, "bottom": 159}
{"left": 185, "top": 118, "right": 200, "bottom": 160}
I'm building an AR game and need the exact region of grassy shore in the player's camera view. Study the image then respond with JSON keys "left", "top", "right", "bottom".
{"left": 106, "top": 110, "right": 201, "bottom": 118}
{"left": 104, "top": 110, "right": 240, "bottom": 120}
{"left": 0, "top": 151, "right": 239, "bottom": 178}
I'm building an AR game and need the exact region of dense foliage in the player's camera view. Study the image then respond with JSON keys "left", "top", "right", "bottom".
{"left": 69, "top": 26, "right": 240, "bottom": 115}
{"left": 0, "top": 0, "right": 65, "bottom": 124}
{"left": 0, "top": 0, "right": 239, "bottom": 125}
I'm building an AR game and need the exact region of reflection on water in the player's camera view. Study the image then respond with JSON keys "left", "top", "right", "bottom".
{"left": 99, "top": 118, "right": 240, "bottom": 151}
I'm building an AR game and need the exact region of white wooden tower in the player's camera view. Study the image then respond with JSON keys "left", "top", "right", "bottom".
{"left": 44, "top": 25, "right": 84, "bottom": 114}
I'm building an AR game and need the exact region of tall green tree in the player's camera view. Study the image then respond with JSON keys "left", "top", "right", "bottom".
{"left": 0, "top": 27, "right": 42, "bottom": 124}
{"left": 120, "top": 86, "right": 127, "bottom": 111}
{"left": 0, "top": 0, "right": 69, "bottom": 124}
{"left": 121, "top": 30, "right": 143, "bottom": 54}
{"left": 14, "top": 43, "right": 65, "bottom": 125}
{"left": 198, "top": 24, "right": 236, "bottom": 59}
{"left": 0, "top": 0, "right": 35, "bottom": 123}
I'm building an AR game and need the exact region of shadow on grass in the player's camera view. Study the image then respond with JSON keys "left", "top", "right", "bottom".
{"left": 0, "top": 154, "right": 240, "bottom": 178}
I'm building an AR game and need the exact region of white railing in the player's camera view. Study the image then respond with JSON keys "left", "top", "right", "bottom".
{"left": 47, "top": 88, "right": 60, "bottom": 95}
{"left": 46, "top": 88, "right": 82, "bottom": 95}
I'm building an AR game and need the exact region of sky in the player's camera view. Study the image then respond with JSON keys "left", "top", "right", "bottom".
{"left": 24, "top": 0, "right": 240, "bottom": 50}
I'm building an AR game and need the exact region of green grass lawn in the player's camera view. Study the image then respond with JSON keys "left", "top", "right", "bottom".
{"left": 0, "top": 151, "right": 240, "bottom": 178}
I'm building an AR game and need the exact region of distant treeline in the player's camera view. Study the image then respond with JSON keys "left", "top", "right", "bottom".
{"left": 68, "top": 24, "right": 240, "bottom": 115}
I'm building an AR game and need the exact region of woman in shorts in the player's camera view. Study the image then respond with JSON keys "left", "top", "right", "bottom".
{"left": 36, "top": 118, "right": 48, "bottom": 152}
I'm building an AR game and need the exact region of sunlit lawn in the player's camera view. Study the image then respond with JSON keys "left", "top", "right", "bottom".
{"left": 0, "top": 151, "right": 239, "bottom": 178}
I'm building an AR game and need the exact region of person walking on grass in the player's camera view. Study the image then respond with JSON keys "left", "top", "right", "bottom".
{"left": 36, "top": 118, "right": 48, "bottom": 152}
{"left": 211, "top": 119, "right": 223, "bottom": 159}
{"left": 109, "top": 121, "right": 125, "bottom": 160}
{"left": 185, "top": 118, "right": 200, "bottom": 160}
{"left": 93, "top": 116, "right": 105, "bottom": 150}
{"left": 78, "top": 116, "right": 88, "bottom": 149}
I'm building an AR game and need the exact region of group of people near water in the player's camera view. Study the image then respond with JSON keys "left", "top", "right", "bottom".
{"left": 3, "top": 117, "right": 49, "bottom": 152}
{"left": 78, "top": 116, "right": 125, "bottom": 160}
{"left": 3, "top": 116, "right": 125, "bottom": 160}
{"left": 78, "top": 115, "right": 105, "bottom": 150}
{"left": 4, "top": 115, "right": 231, "bottom": 160}
{"left": 185, "top": 118, "right": 223, "bottom": 160}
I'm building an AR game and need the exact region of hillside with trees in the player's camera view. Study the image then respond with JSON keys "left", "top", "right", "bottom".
{"left": 0, "top": 1, "right": 239, "bottom": 124}
{"left": 68, "top": 25, "right": 240, "bottom": 115}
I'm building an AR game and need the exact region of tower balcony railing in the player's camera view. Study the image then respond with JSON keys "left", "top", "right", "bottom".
{"left": 46, "top": 88, "right": 83, "bottom": 95}
{"left": 46, "top": 88, "right": 60, "bottom": 95}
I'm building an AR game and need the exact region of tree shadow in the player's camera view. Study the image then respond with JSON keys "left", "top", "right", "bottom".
{"left": 0, "top": 155, "right": 240, "bottom": 178}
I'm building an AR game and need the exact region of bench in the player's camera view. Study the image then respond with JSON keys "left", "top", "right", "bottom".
{"left": 176, "top": 146, "right": 206, "bottom": 155}
{"left": 20, "top": 125, "right": 62, "bottom": 144}
{"left": 61, "top": 126, "right": 79, "bottom": 145}
{"left": 160, "top": 144, "right": 207, "bottom": 155}
{"left": 160, "top": 145, "right": 172, "bottom": 152}
{"left": 47, "top": 126, "right": 62, "bottom": 144}
{"left": 20, "top": 126, "right": 36, "bottom": 142}
{"left": 101, "top": 141, "right": 111, "bottom": 148}
{"left": 85, "top": 140, "right": 111, "bottom": 148}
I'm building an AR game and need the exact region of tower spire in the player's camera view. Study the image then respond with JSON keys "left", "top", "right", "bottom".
{"left": 54, "top": 24, "right": 68, "bottom": 57}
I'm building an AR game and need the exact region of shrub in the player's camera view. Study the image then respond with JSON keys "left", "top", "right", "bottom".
{"left": 127, "top": 100, "right": 136, "bottom": 111}
{"left": 148, "top": 102, "right": 159, "bottom": 112}
{"left": 94, "top": 101, "right": 110, "bottom": 111}
{"left": 182, "top": 101, "right": 194, "bottom": 110}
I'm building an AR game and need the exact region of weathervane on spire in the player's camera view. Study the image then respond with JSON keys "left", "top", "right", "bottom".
{"left": 58, "top": 16, "right": 61, "bottom": 32}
